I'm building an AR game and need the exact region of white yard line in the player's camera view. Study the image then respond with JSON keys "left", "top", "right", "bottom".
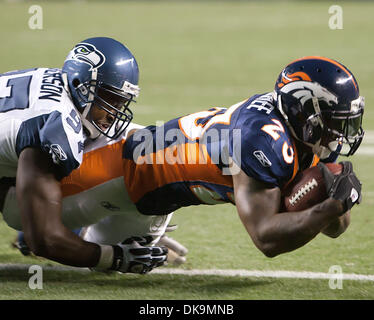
{"left": 1, "top": 263, "right": 373, "bottom": 282}
{"left": 152, "top": 268, "right": 374, "bottom": 281}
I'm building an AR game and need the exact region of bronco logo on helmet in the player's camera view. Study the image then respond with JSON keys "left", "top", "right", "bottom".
{"left": 277, "top": 71, "right": 312, "bottom": 88}
{"left": 65, "top": 43, "right": 106, "bottom": 71}
{"left": 280, "top": 80, "right": 338, "bottom": 106}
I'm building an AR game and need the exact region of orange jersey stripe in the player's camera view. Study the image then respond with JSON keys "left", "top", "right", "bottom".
{"left": 123, "top": 142, "right": 233, "bottom": 204}
{"left": 310, "top": 154, "right": 320, "bottom": 167}
{"left": 283, "top": 142, "right": 299, "bottom": 189}
{"left": 61, "top": 140, "right": 125, "bottom": 197}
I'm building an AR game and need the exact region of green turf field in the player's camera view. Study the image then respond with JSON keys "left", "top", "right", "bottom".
{"left": 0, "top": 0, "right": 373, "bottom": 300}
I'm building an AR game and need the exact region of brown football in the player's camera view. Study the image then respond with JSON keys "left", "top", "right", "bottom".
{"left": 281, "top": 163, "right": 342, "bottom": 212}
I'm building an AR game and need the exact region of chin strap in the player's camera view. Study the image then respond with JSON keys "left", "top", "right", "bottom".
{"left": 312, "top": 140, "right": 332, "bottom": 159}
{"left": 276, "top": 93, "right": 304, "bottom": 143}
{"left": 79, "top": 69, "right": 102, "bottom": 139}
{"left": 62, "top": 71, "right": 100, "bottom": 139}
{"left": 61, "top": 73, "right": 71, "bottom": 98}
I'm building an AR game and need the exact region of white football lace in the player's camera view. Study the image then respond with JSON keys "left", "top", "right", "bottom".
{"left": 288, "top": 178, "right": 318, "bottom": 206}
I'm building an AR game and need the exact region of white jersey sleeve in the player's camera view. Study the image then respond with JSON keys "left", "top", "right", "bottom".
{"left": 0, "top": 68, "right": 85, "bottom": 178}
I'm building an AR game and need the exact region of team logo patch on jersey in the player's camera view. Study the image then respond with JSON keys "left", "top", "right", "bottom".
{"left": 48, "top": 144, "right": 67, "bottom": 163}
{"left": 66, "top": 43, "right": 106, "bottom": 71}
{"left": 253, "top": 150, "right": 272, "bottom": 167}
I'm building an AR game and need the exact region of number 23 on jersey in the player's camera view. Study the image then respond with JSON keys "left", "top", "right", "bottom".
{"left": 261, "top": 118, "right": 294, "bottom": 164}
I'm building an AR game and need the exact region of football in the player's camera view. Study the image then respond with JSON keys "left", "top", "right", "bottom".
{"left": 281, "top": 163, "right": 342, "bottom": 212}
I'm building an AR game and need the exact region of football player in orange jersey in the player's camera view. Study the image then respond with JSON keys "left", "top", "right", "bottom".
{"left": 3, "top": 57, "right": 363, "bottom": 272}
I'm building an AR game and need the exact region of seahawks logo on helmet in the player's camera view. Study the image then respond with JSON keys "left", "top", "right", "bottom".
{"left": 65, "top": 43, "right": 106, "bottom": 71}
{"left": 280, "top": 81, "right": 338, "bottom": 106}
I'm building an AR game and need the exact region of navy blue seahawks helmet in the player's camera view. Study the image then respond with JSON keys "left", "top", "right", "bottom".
{"left": 274, "top": 56, "right": 364, "bottom": 157}
{"left": 62, "top": 37, "right": 140, "bottom": 139}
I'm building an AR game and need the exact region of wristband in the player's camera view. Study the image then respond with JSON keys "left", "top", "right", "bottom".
{"left": 95, "top": 245, "right": 114, "bottom": 270}
{"left": 110, "top": 245, "right": 124, "bottom": 271}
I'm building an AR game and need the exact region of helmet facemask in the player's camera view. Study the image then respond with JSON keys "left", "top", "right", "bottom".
{"left": 74, "top": 78, "right": 139, "bottom": 139}
{"left": 278, "top": 91, "right": 365, "bottom": 158}
{"left": 322, "top": 96, "right": 365, "bottom": 156}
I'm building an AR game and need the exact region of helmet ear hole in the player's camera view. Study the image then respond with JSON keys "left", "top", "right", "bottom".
{"left": 72, "top": 78, "right": 80, "bottom": 88}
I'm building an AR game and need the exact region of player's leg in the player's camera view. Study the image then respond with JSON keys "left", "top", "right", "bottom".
{"left": 82, "top": 210, "right": 172, "bottom": 245}
{"left": 81, "top": 211, "right": 188, "bottom": 266}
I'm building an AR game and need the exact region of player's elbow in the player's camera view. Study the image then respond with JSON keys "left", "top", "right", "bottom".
{"left": 243, "top": 222, "right": 281, "bottom": 257}
{"left": 252, "top": 226, "right": 281, "bottom": 258}
{"left": 262, "top": 248, "right": 278, "bottom": 258}
{"left": 256, "top": 241, "right": 279, "bottom": 258}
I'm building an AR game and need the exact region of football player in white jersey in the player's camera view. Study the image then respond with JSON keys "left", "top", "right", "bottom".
{"left": 0, "top": 37, "right": 168, "bottom": 274}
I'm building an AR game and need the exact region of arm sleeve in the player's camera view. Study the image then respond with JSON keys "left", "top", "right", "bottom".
{"left": 16, "top": 111, "right": 84, "bottom": 179}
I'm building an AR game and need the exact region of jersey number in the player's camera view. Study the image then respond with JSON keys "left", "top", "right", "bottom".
{"left": 0, "top": 74, "right": 32, "bottom": 112}
{"left": 261, "top": 119, "right": 294, "bottom": 164}
{"left": 178, "top": 100, "right": 246, "bottom": 140}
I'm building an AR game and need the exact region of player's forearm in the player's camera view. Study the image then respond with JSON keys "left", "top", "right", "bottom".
{"left": 33, "top": 227, "right": 101, "bottom": 267}
{"left": 257, "top": 198, "right": 344, "bottom": 257}
{"left": 19, "top": 183, "right": 101, "bottom": 267}
{"left": 17, "top": 148, "right": 101, "bottom": 268}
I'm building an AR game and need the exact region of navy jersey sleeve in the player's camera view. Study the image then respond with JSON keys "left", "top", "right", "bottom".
{"left": 230, "top": 115, "right": 296, "bottom": 188}
{"left": 16, "top": 111, "right": 84, "bottom": 179}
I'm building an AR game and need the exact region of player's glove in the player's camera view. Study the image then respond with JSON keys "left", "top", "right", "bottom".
{"left": 318, "top": 161, "right": 362, "bottom": 214}
{"left": 110, "top": 236, "right": 168, "bottom": 274}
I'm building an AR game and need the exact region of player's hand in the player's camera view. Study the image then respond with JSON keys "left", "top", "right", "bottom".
{"left": 111, "top": 236, "right": 168, "bottom": 274}
{"left": 318, "top": 161, "right": 362, "bottom": 214}
{"left": 156, "top": 224, "right": 188, "bottom": 266}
